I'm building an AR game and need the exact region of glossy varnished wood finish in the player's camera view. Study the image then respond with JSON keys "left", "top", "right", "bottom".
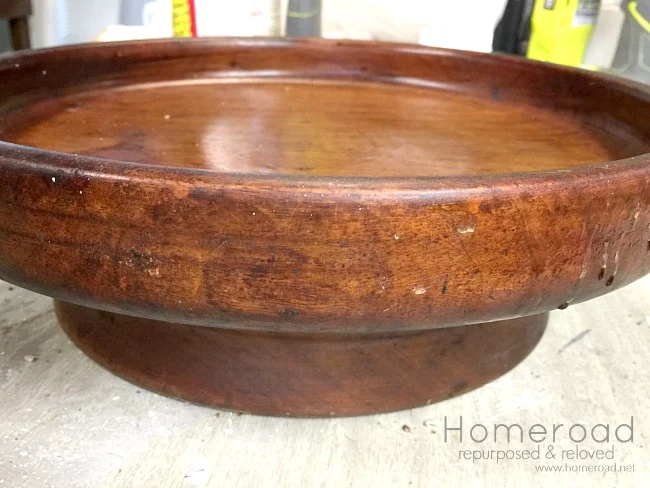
{"left": 0, "top": 39, "right": 649, "bottom": 415}
{"left": 3, "top": 80, "right": 645, "bottom": 177}
{"left": 56, "top": 300, "right": 547, "bottom": 416}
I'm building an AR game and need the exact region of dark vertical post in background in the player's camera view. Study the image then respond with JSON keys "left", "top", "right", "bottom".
{"left": 0, "top": 0, "right": 33, "bottom": 50}
{"left": 286, "top": 0, "right": 321, "bottom": 37}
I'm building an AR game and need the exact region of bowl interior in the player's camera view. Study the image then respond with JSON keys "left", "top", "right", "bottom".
{"left": 0, "top": 51, "right": 648, "bottom": 178}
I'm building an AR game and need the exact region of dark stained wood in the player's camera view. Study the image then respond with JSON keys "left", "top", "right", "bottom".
{"left": 0, "top": 38, "right": 648, "bottom": 415}
{"left": 3, "top": 78, "right": 644, "bottom": 177}
{"left": 56, "top": 300, "right": 548, "bottom": 416}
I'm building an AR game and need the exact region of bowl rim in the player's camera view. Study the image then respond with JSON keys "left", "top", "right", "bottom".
{"left": 0, "top": 36, "right": 649, "bottom": 194}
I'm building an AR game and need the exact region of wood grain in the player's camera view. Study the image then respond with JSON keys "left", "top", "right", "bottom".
{"left": 0, "top": 38, "right": 648, "bottom": 415}
{"left": 0, "top": 38, "right": 648, "bottom": 331}
{"left": 2, "top": 80, "right": 642, "bottom": 177}
{"left": 55, "top": 300, "right": 547, "bottom": 416}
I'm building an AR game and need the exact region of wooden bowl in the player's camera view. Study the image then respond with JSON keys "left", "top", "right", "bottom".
{"left": 0, "top": 38, "right": 648, "bottom": 416}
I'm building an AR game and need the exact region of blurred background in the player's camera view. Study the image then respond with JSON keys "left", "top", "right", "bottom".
{"left": 0, "top": 0, "right": 648, "bottom": 82}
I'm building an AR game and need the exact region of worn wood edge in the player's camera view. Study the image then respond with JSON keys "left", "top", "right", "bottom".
{"left": 0, "top": 39, "right": 648, "bottom": 332}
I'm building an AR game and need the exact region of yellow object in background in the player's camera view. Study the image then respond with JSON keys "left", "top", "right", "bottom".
{"left": 527, "top": 0, "right": 601, "bottom": 67}
{"left": 172, "top": 0, "right": 198, "bottom": 38}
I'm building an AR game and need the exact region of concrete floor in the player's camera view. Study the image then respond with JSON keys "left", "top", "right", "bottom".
{"left": 0, "top": 277, "right": 648, "bottom": 487}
